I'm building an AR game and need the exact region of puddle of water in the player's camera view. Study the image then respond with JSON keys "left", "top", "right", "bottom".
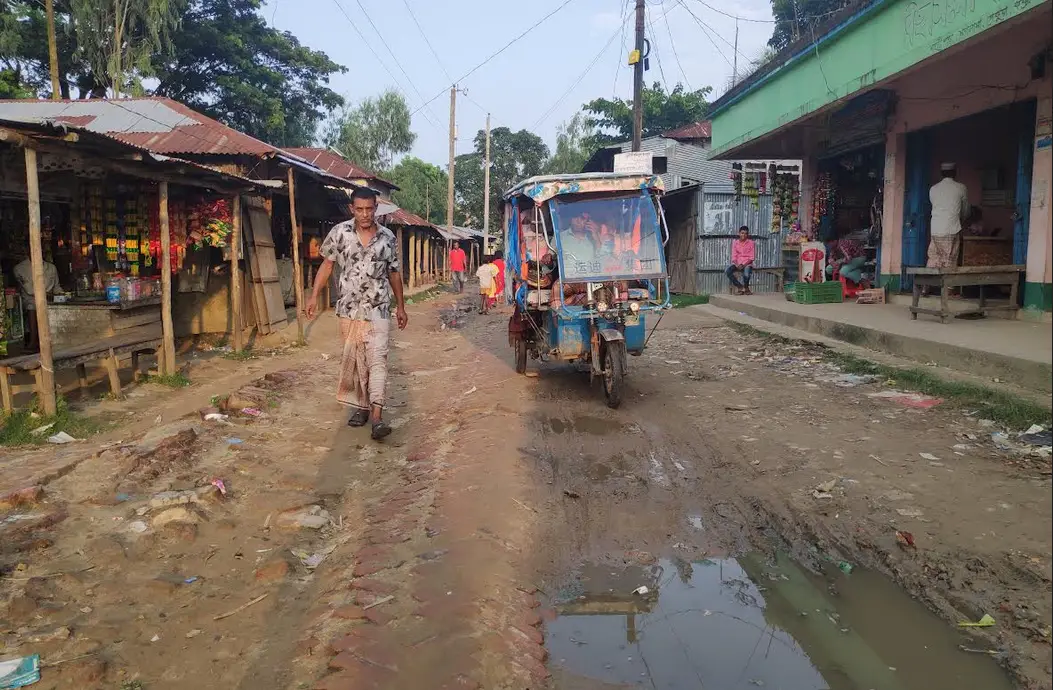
{"left": 545, "top": 415, "right": 616, "bottom": 436}
{"left": 546, "top": 554, "right": 1013, "bottom": 690}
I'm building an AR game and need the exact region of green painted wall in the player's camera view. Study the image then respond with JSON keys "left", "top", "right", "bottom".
{"left": 1024, "top": 282, "right": 1053, "bottom": 311}
{"left": 710, "top": 0, "right": 1048, "bottom": 156}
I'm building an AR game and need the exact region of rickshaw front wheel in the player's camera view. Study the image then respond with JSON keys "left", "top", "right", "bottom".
{"left": 602, "top": 341, "right": 626, "bottom": 409}
{"left": 514, "top": 338, "right": 529, "bottom": 374}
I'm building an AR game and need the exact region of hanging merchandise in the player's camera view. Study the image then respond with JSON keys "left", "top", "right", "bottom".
{"left": 742, "top": 172, "right": 760, "bottom": 210}
{"left": 124, "top": 196, "right": 141, "bottom": 275}
{"left": 770, "top": 171, "right": 802, "bottom": 233}
{"left": 811, "top": 172, "right": 836, "bottom": 240}
{"left": 731, "top": 163, "right": 743, "bottom": 198}
{"left": 104, "top": 198, "right": 119, "bottom": 262}
{"left": 187, "top": 198, "right": 233, "bottom": 250}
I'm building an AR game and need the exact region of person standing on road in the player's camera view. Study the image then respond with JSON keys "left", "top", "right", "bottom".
{"left": 306, "top": 187, "right": 408, "bottom": 441}
{"left": 476, "top": 255, "right": 498, "bottom": 315}
{"left": 449, "top": 242, "right": 467, "bottom": 293}
{"left": 725, "top": 226, "right": 756, "bottom": 295}
{"left": 491, "top": 252, "right": 506, "bottom": 308}
{"left": 927, "top": 162, "right": 970, "bottom": 270}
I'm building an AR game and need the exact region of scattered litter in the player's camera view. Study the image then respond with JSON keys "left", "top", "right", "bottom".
{"left": 1019, "top": 428, "right": 1051, "bottom": 447}
{"left": 30, "top": 422, "right": 55, "bottom": 436}
{"left": 185, "top": 629, "right": 203, "bottom": 639}
{"left": 524, "top": 371, "right": 539, "bottom": 378}
{"left": 226, "top": 438, "right": 244, "bottom": 445}
{"left": 952, "top": 444, "right": 972, "bottom": 451}
{"left": 127, "top": 520, "right": 149, "bottom": 534}
{"left": 958, "top": 614, "right": 996, "bottom": 628}
{"left": 895, "top": 530, "right": 916, "bottom": 549}
{"left": 632, "top": 586, "right": 650, "bottom": 596}
{"left": 115, "top": 492, "right": 133, "bottom": 503}
{"left": 866, "top": 390, "right": 943, "bottom": 409}
{"left": 664, "top": 360, "right": 682, "bottom": 365}
{"left": 241, "top": 407, "right": 263, "bottom": 417}
{"left": 991, "top": 432, "right": 1013, "bottom": 451}
{"left": 321, "top": 353, "right": 331, "bottom": 361}
{"left": 204, "top": 413, "right": 233, "bottom": 425}
{"left": 150, "top": 634, "right": 160, "bottom": 643}
{"left": 562, "top": 489, "right": 580, "bottom": 499}
{"left": 463, "top": 386, "right": 477, "bottom": 396}
{"left": 417, "top": 549, "right": 448, "bottom": 562}
{"left": 363, "top": 594, "right": 395, "bottom": 610}
{"left": 813, "top": 478, "right": 838, "bottom": 499}
{"left": 291, "top": 549, "right": 327, "bottom": 570}
{"left": 896, "top": 507, "right": 924, "bottom": 518}
{"left": 837, "top": 561, "right": 854, "bottom": 575}
{"left": 724, "top": 404, "right": 750, "bottom": 412}
{"left": 821, "top": 373, "right": 878, "bottom": 388}
{"left": 183, "top": 577, "right": 199, "bottom": 584}
{"left": 275, "top": 506, "right": 331, "bottom": 530}
{"left": 46, "top": 432, "right": 78, "bottom": 444}
{"left": 0, "top": 654, "right": 40, "bottom": 688}
{"left": 211, "top": 479, "right": 227, "bottom": 496}
{"left": 213, "top": 593, "right": 269, "bottom": 621}
{"left": 918, "top": 453, "right": 939, "bottom": 461}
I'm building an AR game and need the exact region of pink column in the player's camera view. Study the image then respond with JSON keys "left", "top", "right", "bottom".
{"left": 798, "top": 155, "right": 816, "bottom": 238}
{"left": 881, "top": 131, "right": 906, "bottom": 282}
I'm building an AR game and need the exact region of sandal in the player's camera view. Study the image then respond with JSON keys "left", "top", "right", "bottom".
{"left": 347, "top": 409, "right": 369, "bottom": 427}
{"left": 371, "top": 421, "right": 392, "bottom": 441}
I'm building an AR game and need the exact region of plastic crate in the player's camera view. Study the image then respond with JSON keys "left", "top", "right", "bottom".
{"left": 783, "top": 282, "right": 796, "bottom": 302}
{"left": 795, "top": 280, "right": 843, "bottom": 304}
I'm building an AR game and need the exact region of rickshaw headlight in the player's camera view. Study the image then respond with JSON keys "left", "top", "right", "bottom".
{"left": 629, "top": 301, "right": 640, "bottom": 313}
{"left": 596, "top": 301, "right": 608, "bottom": 313}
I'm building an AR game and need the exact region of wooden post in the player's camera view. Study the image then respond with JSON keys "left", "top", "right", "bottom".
{"left": 159, "top": 181, "right": 176, "bottom": 375}
{"left": 230, "top": 194, "right": 243, "bottom": 352}
{"left": 408, "top": 230, "right": 417, "bottom": 288}
{"left": 24, "top": 147, "right": 57, "bottom": 415}
{"left": 287, "top": 168, "right": 305, "bottom": 342}
{"left": 424, "top": 238, "right": 432, "bottom": 284}
{"left": 396, "top": 226, "right": 405, "bottom": 284}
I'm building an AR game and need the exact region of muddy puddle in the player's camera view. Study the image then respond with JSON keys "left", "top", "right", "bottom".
{"left": 546, "top": 553, "right": 1013, "bottom": 689}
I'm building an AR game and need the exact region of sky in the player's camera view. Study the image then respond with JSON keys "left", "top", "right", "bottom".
{"left": 261, "top": 0, "right": 776, "bottom": 168}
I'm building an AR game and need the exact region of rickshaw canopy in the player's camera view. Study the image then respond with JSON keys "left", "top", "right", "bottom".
{"left": 503, "top": 172, "right": 665, "bottom": 204}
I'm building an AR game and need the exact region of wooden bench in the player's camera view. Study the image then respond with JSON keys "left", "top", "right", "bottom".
{"left": 0, "top": 327, "right": 164, "bottom": 412}
{"left": 906, "top": 265, "right": 1024, "bottom": 324}
{"left": 727, "top": 267, "right": 786, "bottom": 293}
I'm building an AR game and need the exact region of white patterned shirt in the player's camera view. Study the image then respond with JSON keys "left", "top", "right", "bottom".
{"left": 319, "top": 220, "right": 401, "bottom": 321}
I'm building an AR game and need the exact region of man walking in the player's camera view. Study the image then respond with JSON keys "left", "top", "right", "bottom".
{"left": 449, "top": 242, "right": 467, "bottom": 293}
{"left": 306, "top": 188, "right": 408, "bottom": 441}
{"left": 725, "top": 225, "right": 756, "bottom": 295}
{"left": 927, "top": 162, "right": 970, "bottom": 269}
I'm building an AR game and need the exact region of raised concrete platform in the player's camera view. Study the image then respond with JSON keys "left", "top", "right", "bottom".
{"left": 709, "top": 293, "right": 1053, "bottom": 394}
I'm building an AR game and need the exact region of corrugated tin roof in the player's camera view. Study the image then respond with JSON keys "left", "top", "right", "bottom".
{"left": 0, "top": 98, "right": 278, "bottom": 156}
{"left": 284, "top": 148, "right": 396, "bottom": 189}
{"left": 662, "top": 121, "right": 712, "bottom": 140}
{"left": 383, "top": 207, "right": 433, "bottom": 228}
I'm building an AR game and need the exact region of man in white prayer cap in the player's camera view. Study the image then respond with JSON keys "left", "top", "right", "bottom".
{"left": 927, "top": 163, "right": 970, "bottom": 270}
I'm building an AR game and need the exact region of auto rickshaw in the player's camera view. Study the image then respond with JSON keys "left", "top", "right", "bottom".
{"left": 503, "top": 173, "right": 672, "bottom": 408}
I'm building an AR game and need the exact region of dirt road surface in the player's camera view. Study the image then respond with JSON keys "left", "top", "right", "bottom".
{"left": 1, "top": 294, "right": 1049, "bottom": 690}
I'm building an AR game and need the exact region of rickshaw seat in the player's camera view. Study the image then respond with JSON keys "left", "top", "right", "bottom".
{"left": 525, "top": 289, "right": 551, "bottom": 309}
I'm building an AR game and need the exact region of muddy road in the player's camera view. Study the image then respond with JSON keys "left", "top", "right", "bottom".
{"left": 1, "top": 294, "right": 1049, "bottom": 690}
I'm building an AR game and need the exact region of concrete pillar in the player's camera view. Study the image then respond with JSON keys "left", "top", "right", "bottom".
{"left": 880, "top": 131, "right": 907, "bottom": 290}
{"left": 1024, "top": 87, "right": 1052, "bottom": 312}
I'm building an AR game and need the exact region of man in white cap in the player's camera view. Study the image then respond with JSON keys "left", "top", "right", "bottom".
{"left": 927, "top": 163, "right": 970, "bottom": 270}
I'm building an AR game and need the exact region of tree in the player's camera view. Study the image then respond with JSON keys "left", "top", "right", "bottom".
{"left": 0, "top": 0, "right": 87, "bottom": 98}
{"left": 768, "top": 0, "right": 844, "bottom": 51}
{"left": 152, "top": 0, "right": 345, "bottom": 146}
{"left": 543, "top": 113, "right": 597, "bottom": 175}
{"left": 583, "top": 82, "right": 712, "bottom": 148}
{"left": 388, "top": 156, "right": 449, "bottom": 226}
{"left": 454, "top": 127, "right": 548, "bottom": 231}
{"left": 321, "top": 90, "right": 416, "bottom": 172}
{"left": 70, "top": 0, "right": 184, "bottom": 97}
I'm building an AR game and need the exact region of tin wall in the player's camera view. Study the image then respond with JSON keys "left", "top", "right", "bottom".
{"left": 696, "top": 187, "right": 785, "bottom": 294}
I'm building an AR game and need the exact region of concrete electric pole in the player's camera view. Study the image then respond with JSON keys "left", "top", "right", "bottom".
{"left": 447, "top": 86, "right": 457, "bottom": 273}
{"left": 45, "top": 0, "right": 61, "bottom": 99}
{"left": 631, "top": 0, "right": 646, "bottom": 152}
{"left": 482, "top": 113, "right": 491, "bottom": 253}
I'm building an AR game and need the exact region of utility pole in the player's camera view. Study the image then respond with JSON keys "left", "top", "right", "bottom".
{"left": 631, "top": 0, "right": 646, "bottom": 152}
{"left": 45, "top": 0, "right": 61, "bottom": 99}
{"left": 447, "top": 86, "right": 457, "bottom": 273}
{"left": 483, "top": 113, "right": 491, "bottom": 253}
{"left": 732, "top": 18, "right": 740, "bottom": 87}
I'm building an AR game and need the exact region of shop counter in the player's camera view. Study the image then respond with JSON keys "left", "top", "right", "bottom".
{"left": 961, "top": 236, "right": 1013, "bottom": 267}
{"left": 47, "top": 297, "right": 162, "bottom": 351}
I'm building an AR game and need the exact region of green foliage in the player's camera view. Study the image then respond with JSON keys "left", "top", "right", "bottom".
{"left": 455, "top": 126, "right": 549, "bottom": 231}
{"left": 0, "top": 397, "right": 103, "bottom": 447}
{"left": 388, "top": 156, "right": 449, "bottom": 225}
{"left": 152, "top": 0, "right": 344, "bottom": 147}
{"left": 543, "top": 113, "right": 598, "bottom": 175}
{"left": 583, "top": 82, "right": 712, "bottom": 148}
{"left": 768, "top": 0, "right": 844, "bottom": 51}
{"left": 670, "top": 293, "right": 711, "bottom": 308}
{"left": 321, "top": 89, "right": 416, "bottom": 172}
{"left": 146, "top": 372, "right": 191, "bottom": 387}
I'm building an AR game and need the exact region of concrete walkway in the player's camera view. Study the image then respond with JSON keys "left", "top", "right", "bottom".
{"left": 709, "top": 293, "right": 1052, "bottom": 393}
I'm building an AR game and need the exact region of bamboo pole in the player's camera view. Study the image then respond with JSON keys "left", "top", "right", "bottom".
{"left": 408, "top": 230, "right": 417, "bottom": 288}
{"left": 396, "top": 226, "right": 405, "bottom": 284}
{"left": 159, "top": 181, "right": 176, "bottom": 376}
{"left": 24, "top": 148, "right": 57, "bottom": 415}
{"left": 230, "top": 194, "right": 243, "bottom": 352}
{"left": 286, "top": 168, "right": 305, "bottom": 342}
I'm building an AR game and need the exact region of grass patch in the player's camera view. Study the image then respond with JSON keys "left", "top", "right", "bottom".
{"left": 221, "top": 349, "right": 256, "bottom": 362}
{"left": 0, "top": 398, "right": 104, "bottom": 447}
{"left": 670, "top": 293, "right": 711, "bottom": 309}
{"left": 404, "top": 285, "right": 445, "bottom": 305}
{"left": 823, "top": 350, "right": 1051, "bottom": 430}
{"left": 145, "top": 372, "right": 191, "bottom": 388}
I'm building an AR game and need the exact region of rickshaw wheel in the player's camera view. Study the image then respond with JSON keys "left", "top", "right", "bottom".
{"left": 514, "top": 338, "right": 528, "bottom": 374}
{"left": 602, "top": 341, "right": 626, "bottom": 409}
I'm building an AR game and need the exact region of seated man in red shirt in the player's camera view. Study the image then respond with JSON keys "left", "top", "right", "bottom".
{"left": 725, "top": 226, "right": 756, "bottom": 295}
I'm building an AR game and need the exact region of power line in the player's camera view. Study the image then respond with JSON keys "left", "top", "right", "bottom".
{"left": 347, "top": 0, "right": 444, "bottom": 129}
{"left": 676, "top": 0, "right": 734, "bottom": 68}
{"left": 613, "top": 0, "right": 632, "bottom": 97}
{"left": 646, "top": 4, "right": 668, "bottom": 86}
{"left": 327, "top": 0, "right": 441, "bottom": 130}
{"left": 400, "top": 0, "right": 454, "bottom": 84}
{"left": 677, "top": 0, "right": 749, "bottom": 65}
{"left": 684, "top": 0, "right": 852, "bottom": 25}
{"left": 531, "top": 14, "right": 628, "bottom": 131}
{"left": 662, "top": 0, "right": 692, "bottom": 88}
{"left": 411, "top": 0, "right": 579, "bottom": 117}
